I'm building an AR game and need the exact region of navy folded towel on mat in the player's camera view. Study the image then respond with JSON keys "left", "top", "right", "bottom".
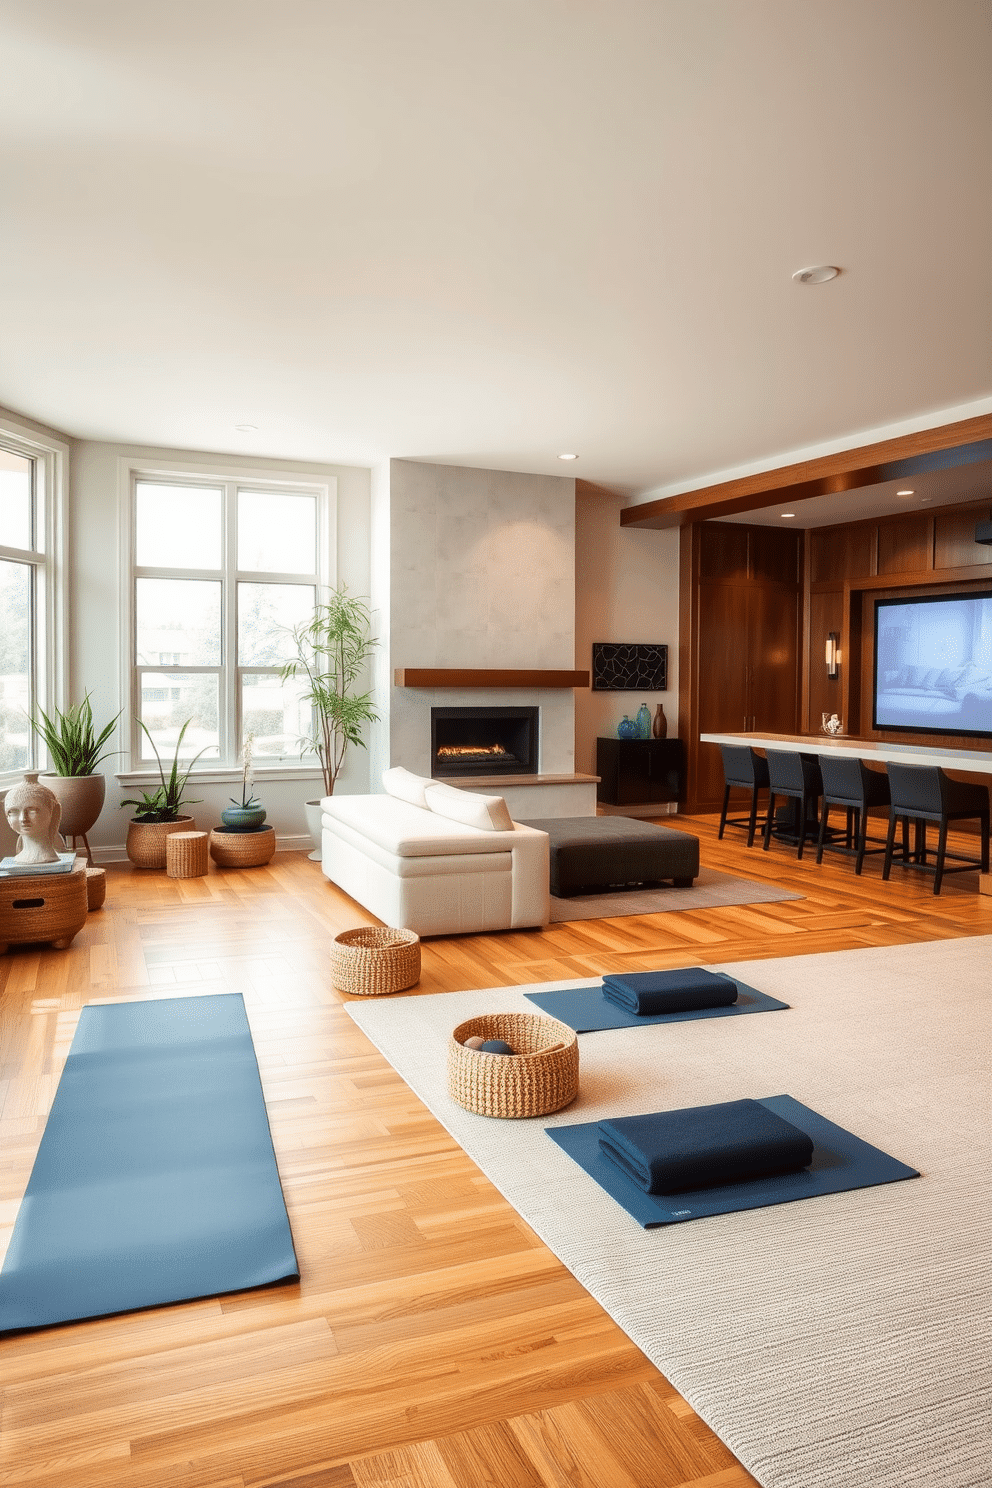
{"left": 597, "top": 1098, "right": 815, "bottom": 1194}
{"left": 601, "top": 968, "right": 738, "bottom": 1016}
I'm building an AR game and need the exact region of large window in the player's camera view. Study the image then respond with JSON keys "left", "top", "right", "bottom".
{"left": 0, "top": 430, "right": 64, "bottom": 776}
{"left": 131, "top": 474, "right": 330, "bottom": 769}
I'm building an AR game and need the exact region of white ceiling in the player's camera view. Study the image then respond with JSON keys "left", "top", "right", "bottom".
{"left": 1, "top": 1, "right": 990, "bottom": 499}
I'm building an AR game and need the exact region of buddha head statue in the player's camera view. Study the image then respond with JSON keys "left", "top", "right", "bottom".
{"left": 4, "top": 780, "right": 64, "bottom": 865}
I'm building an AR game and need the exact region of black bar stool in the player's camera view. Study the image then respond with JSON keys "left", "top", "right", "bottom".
{"left": 815, "top": 755, "right": 897, "bottom": 875}
{"left": 762, "top": 751, "right": 823, "bottom": 860}
{"left": 883, "top": 763, "right": 990, "bottom": 894}
{"left": 717, "top": 745, "right": 770, "bottom": 847}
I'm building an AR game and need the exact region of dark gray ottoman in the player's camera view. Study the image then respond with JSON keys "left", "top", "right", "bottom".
{"left": 519, "top": 817, "right": 700, "bottom": 897}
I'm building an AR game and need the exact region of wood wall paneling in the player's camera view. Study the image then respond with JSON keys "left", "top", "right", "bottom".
{"left": 876, "top": 513, "right": 933, "bottom": 576}
{"left": 698, "top": 524, "right": 748, "bottom": 581}
{"left": 810, "top": 524, "right": 875, "bottom": 584}
{"left": 934, "top": 508, "right": 992, "bottom": 572}
{"left": 807, "top": 588, "right": 845, "bottom": 730}
{"left": 749, "top": 527, "right": 801, "bottom": 585}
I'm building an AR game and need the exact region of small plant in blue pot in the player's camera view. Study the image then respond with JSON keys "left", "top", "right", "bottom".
{"left": 220, "top": 735, "right": 267, "bottom": 831}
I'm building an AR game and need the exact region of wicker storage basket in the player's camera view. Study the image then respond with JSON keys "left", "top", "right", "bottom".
{"left": 448, "top": 1012, "right": 579, "bottom": 1118}
{"left": 125, "top": 816, "right": 195, "bottom": 869}
{"left": 331, "top": 926, "right": 421, "bottom": 995}
{"left": 85, "top": 865, "right": 107, "bottom": 910}
{"left": 209, "top": 826, "right": 276, "bottom": 868}
{"left": 166, "top": 830, "right": 209, "bottom": 879}
{"left": 0, "top": 859, "right": 88, "bottom": 953}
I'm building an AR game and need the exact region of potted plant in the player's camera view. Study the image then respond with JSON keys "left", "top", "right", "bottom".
{"left": 30, "top": 693, "right": 122, "bottom": 863}
{"left": 120, "top": 719, "right": 206, "bottom": 868}
{"left": 210, "top": 734, "right": 276, "bottom": 867}
{"left": 279, "top": 586, "right": 380, "bottom": 858}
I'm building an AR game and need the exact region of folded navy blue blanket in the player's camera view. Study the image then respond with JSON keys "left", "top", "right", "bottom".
{"left": 597, "top": 1098, "right": 815, "bottom": 1194}
{"left": 601, "top": 968, "right": 738, "bottom": 1016}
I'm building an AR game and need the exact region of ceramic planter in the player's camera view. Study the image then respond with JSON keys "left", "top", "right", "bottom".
{"left": 220, "top": 803, "right": 267, "bottom": 831}
{"left": 39, "top": 772, "right": 106, "bottom": 839}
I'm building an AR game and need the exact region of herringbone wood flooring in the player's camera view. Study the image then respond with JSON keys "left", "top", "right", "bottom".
{"left": 2, "top": 814, "right": 989, "bottom": 1488}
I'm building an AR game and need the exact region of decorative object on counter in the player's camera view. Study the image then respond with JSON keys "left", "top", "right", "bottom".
{"left": 3, "top": 778, "right": 64, "bottom": 865}
{"left": 330, "top": 925, "right": 421, "bottom": 996}
{"left": 120, "top": 718, "right": 206, "bottom": 868}
{"left": 448, "top": 1011, "right": 578, "bottom": 1118}
{"left": 0, "top": 857, "right": 88, "bottom": 953}
{"left": 166, "top": 830, "right": 209, "bottom": 880}
{"left": 592, "top": 643, "right": 668, "bottom": 692}
{"left": 278, "top": 586, "right": 380, "bottom": 856}
{"left": 652, "top": 702, "right": 667, "bottom": 738}
{"left": 822, "top": 714, "right": 843, "bottom": 735}
{"left": 636, "top": 702, "right": 652, "bottom": 739}
{"left": 31, "top": 694, "right": 121, "bottom": 866}
{"left": 617, "top": 715, "right": 639, "bottom": 740}
{"left": 219, "top": 732, "right": 267, "bottom": 831}
{"left": 209, "top": 826, "right": 276, "bottom": 868}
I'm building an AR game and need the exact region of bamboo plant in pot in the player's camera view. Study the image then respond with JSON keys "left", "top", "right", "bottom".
{"left": 279, "top": 587, "right": 379, "bottom": 860}
{"left": 120, "top": 719, "right": 206, "bottom": 868}
{"left": 31, "top": 693, "right": 121, "bottom": 864}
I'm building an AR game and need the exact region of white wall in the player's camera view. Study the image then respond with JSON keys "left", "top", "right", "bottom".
{"left": 377, "top": 459, "right": 578, "bottom": 778}
{"left": 69, "top": 440, "right": 372, "bottom": 858}
{"left": 574, "top": 483, "right": 680, "bottom": 780}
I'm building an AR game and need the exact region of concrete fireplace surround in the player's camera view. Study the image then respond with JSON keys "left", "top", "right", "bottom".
{"left": 369, "top": 459, "right": 594, "bottom": 815}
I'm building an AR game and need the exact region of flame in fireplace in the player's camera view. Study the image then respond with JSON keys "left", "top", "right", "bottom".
{"left": 436, "top": 744, "right": 513, "bottom": 759}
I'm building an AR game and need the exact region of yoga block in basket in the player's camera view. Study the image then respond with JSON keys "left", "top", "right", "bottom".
{"left": 449, "top": 1012, "right": 579, "bottom": 1118}
{"left": 331, "top": 926, "right": 421, "bottom": 996}
{"left": 0, "top": 859, "right": 88, "bottom": 953}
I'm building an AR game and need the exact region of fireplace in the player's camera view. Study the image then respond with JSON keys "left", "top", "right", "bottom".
{"left": 430, "top": 706, "right": 539, "bottom": 777}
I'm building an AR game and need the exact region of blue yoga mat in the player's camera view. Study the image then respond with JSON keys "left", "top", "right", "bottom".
{"left": 547, "top": 1094, "right": 919, "bottom": 1226}
{"left": 524, "top": 979, "right": 788, "bottom": 1032}
{"left": 0, "top": 994, "right": 299, "bottom": 1334}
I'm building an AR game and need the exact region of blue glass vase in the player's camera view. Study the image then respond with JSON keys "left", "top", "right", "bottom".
{"left": 636, "top": 703, "right": 652, "bottom": 739}
{"left": 617, "top": 716, "right": 639, "bottom": 740}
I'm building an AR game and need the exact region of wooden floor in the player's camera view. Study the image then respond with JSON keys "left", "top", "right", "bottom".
{"left": 2, "top": 814, "right": 990, "bottom": 1488}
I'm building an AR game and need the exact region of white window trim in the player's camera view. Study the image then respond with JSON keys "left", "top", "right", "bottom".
{"left": 116, "top": 454, "right": 336, "bottom": 784}
{"left": 0, "top": 414, "right": 69, "bottom": 788}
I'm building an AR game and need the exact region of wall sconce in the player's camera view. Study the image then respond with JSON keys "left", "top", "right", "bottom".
{"left": 825, "top": 632, "right": 841, "bottom": 679}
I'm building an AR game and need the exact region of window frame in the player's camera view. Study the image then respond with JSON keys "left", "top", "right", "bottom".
{"left": 119, "top": 457, "right": 335, "bottom": 781}
{"left": 0, "top": 416, "right": 68, "bottom": 786}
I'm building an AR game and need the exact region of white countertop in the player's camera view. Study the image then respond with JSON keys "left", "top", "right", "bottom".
{"left": 700, "top": 731, "right": 992, "bottom": 775}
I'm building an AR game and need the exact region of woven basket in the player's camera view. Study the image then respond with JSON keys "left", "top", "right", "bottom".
{"left": 0, "top": 860, "right": 88, "bottom": 952}
{"left": 331, "top": 926, "right": 421, "bottom": 995}
{"left": 85, "top": 866, "right": 107, "bottom": 910}
{"left": 126, "top": 816, "right": 195, "bottom": 869}
{"left": 448, "top": 1012, "right": 579, "bottom": 1118}
{"left": 166, "top": 831, "right": 209, "bottom": 879}
{"left": 209, "top": 826, "right": 276, "bottom": 868}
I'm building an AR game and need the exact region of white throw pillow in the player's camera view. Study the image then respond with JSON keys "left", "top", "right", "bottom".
{"left": 382, "top": 766, "right": 433, "bottom": 809}
{"left": 424, "top": 782, "right": 514, "bottom": 832}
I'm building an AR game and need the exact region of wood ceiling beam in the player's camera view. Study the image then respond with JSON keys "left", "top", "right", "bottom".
{"left": 620, "top": 413, "right": 992, "bottom": 529}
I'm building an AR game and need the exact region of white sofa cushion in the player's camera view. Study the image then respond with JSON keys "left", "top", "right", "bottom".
{"left": 324, "top": 793, "right": 520, "bottom": 856}
{"left": 382, "top": 766, "right": 433, "bottom": 809}
{"left": 424, "top": 781, "right": 514, "bottom": 832}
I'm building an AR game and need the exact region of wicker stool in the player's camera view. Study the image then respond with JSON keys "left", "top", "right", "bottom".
{"left": 0, "top": 860, "right": 88, "bottom": 953}
{"left": 448, "top": 1012, "right": 579, "bottom": 1117}
{"left": 166, "top": 831, "right": 209, "bottom": 880}
{"left": 331, "top": 926, "right": 421, "bottom": 995}
{"left": 85, "top": 865, "right": 107, "bottom": 910}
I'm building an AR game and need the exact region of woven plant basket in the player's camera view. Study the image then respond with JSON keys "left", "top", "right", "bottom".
{"left": 166, "top": 831, "right": 209, "bottom": 879}
{"left": 125, "top": 816, "right": 195, "bottom": 869}
{"left": 448, "top": 1012, "right": 579, "bottom": 1118}
{"left": 331, "top": 926, "right": 421, "bottom": 996}
{"left": 209, "top": 826, "right": 276, "bottom": 868}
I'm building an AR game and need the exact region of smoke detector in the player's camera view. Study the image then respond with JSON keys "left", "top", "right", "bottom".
{"left": 792, "top": 265, "right": 840, "bottom": 284}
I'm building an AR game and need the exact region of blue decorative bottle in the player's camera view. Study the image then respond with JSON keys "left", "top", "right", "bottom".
{"left": 617, "top": 716, "right": 639, "bottom": 740}
{"left": 636, "top": 703, "right": 651, "bottom": 739}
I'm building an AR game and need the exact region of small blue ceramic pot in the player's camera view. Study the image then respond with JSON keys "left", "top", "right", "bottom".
{"left": 617, "top": 716, "right": 639, "bottom": 740}
{"left": 220, "top": 804, "right": 267, "bottom": 831}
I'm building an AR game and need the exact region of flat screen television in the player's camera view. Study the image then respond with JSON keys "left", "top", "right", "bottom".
{"left": 873, "top": 590, "right": 992, "bottom": 737}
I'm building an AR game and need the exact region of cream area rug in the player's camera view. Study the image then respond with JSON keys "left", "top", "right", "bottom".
{"left": 346, "top": 937, "right": 992, "bottom": 1488}
{"left": 550, "top": 864, "right": 802, "bottom": 921}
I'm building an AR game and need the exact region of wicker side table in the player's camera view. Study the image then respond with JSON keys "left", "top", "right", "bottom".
{"left": 209, "top": 826, "right": 276, "bottom": 868}
{"left": 0, "top": 859, "right": 88, "bottom": 953}
{"left": 166, "top": 831, "right": 209, "bottom": 879}
{"left": 331, "top": 926, "right": 421, "bottom": 995}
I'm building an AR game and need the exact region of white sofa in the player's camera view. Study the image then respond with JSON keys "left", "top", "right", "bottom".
{"left": 320, "top": 769, "right": 550, "bottom": 936}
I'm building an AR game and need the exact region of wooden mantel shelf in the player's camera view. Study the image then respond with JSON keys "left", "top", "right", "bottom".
{"left": 394, "top": 668, "right": 590, "bottom": 688}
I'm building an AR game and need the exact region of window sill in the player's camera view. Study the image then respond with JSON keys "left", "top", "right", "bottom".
{"left": 115, "top": 764, "right": 324, "bottom": 788}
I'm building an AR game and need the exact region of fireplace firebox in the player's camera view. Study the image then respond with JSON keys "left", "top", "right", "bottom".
{"left": 430, "top": 706, "right": 539, "bottom": 777}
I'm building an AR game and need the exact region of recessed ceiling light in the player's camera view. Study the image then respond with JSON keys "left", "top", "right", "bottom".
{"left": 234, "top": 423, "right": 258, "bottom": 433}
{"left": 791, "top": 265, "right": 840, "bottom": 285}
{"left": 780, "top": 512, "right": 796, "bottom": 518}
{"left": 557, "top": 452, "right": 578, "bottom": 461}
{"left": 896, "top": 489, "right": 914, "bottom": 496}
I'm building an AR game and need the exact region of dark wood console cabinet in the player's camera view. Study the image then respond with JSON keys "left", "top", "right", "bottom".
{"left": 596, "top": 737, "right": 684, "bottom": 806}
